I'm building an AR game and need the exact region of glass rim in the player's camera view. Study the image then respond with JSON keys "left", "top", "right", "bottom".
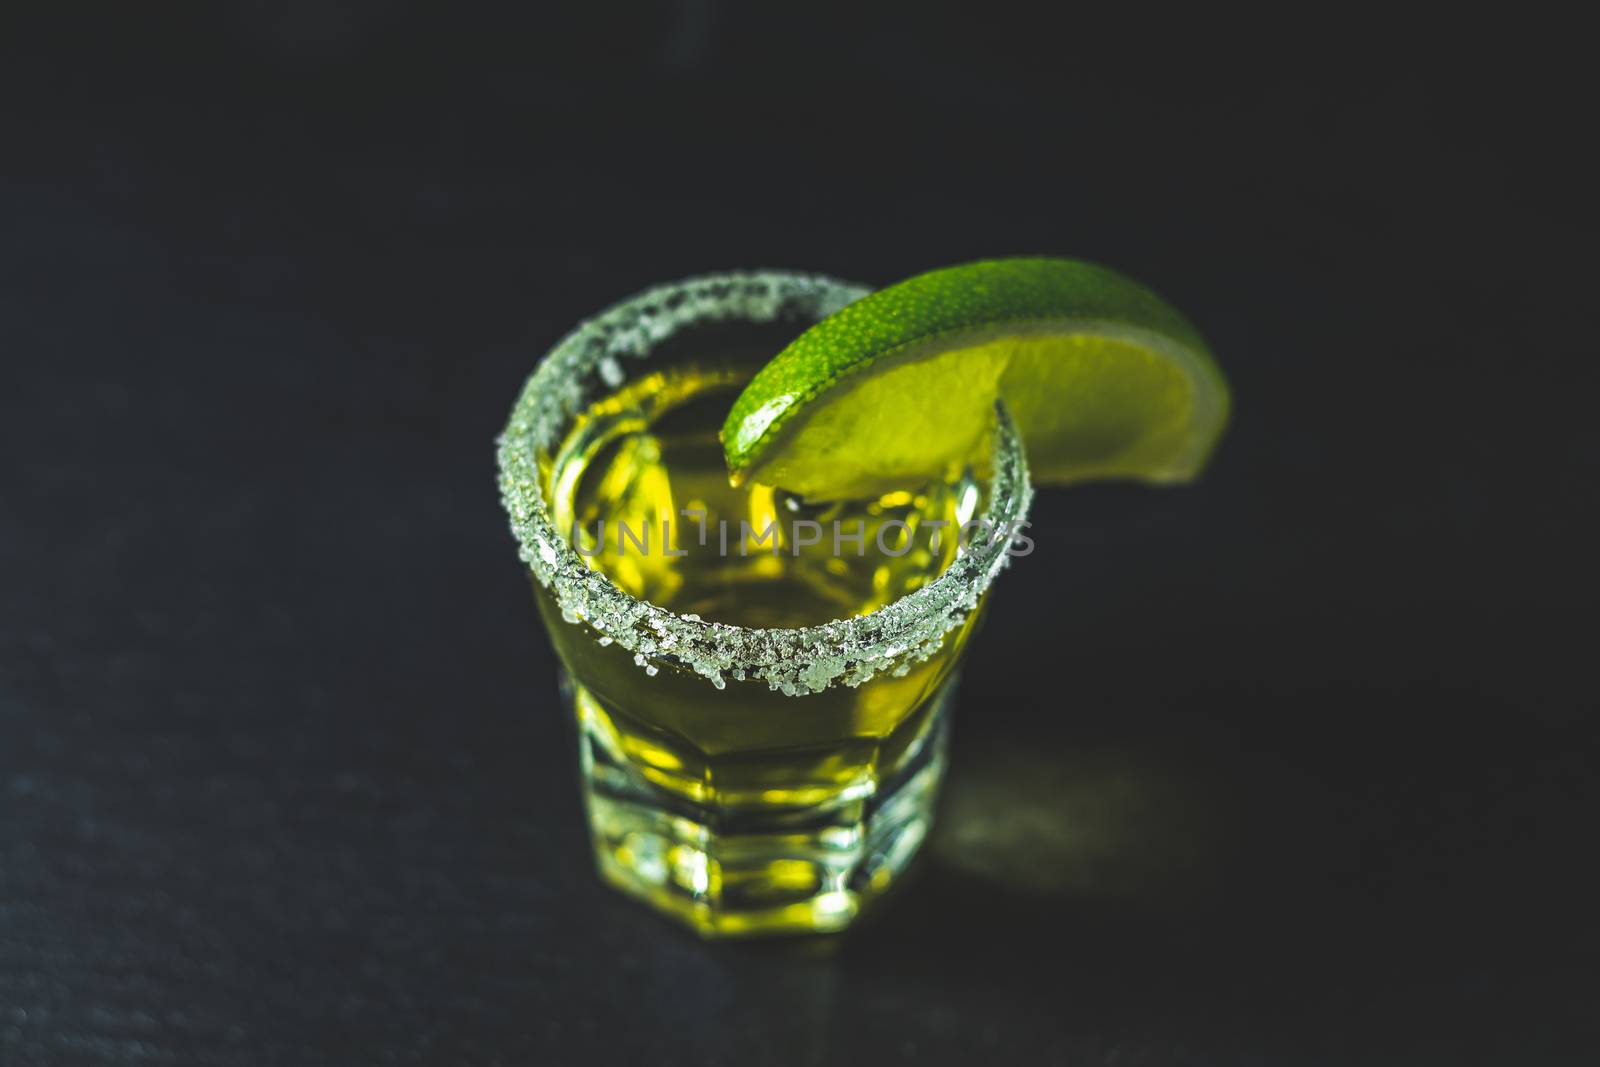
{"left": 496, "top": 270, "right": 1033, "bottom": 695}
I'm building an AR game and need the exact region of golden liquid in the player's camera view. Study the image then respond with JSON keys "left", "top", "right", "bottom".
{"left": 534, "top": 361, "right": 982, "bottom": 934}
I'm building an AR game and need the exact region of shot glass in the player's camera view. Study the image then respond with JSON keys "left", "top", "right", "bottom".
{"left": 497, "top": 272, "right": 1030, "bottom": 936}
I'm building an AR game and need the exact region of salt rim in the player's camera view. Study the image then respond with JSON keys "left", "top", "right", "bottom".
{"left": 496, "top": 270, "right": 1033, "bottom": 695}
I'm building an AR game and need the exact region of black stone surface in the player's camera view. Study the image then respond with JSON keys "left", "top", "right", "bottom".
{"left": 2, "top": 6, "right": 1594, "bottom": 1065}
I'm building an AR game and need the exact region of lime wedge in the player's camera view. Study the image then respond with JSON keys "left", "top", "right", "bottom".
{"left": 721, "top": 257, "right": 1230, "bottom": 500}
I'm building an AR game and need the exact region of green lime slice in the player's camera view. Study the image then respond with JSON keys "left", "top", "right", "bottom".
{"left": 721, "top": 257, "right": 1230, "bottom": 500}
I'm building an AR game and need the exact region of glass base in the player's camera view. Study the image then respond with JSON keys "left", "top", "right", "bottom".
{"left": 569, "top": 674, "right": 955, "bottom": 937}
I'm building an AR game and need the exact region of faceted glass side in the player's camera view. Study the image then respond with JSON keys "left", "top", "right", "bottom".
{"left": 573, "top": 672, "right": 956, "bottom": 936}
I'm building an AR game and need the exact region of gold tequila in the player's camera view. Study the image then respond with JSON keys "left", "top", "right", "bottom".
{"left": 538, "top": 362, "right": 980, "bottom": 934}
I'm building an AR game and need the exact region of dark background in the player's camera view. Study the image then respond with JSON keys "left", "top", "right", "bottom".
{"left": 3, "top": 4, "right": 1595, "bottom": 1064}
